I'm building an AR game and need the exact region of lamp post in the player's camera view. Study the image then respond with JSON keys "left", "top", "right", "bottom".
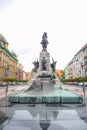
{"left": 81, "top": 63, "right": 86, "bottom": 106}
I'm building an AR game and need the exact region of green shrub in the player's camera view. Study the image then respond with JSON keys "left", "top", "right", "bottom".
{"left": 61, "top": 77, "right": 87, "bottom": 82}
{"left": 1, "top": 78, "right": 28, "bottom": 82}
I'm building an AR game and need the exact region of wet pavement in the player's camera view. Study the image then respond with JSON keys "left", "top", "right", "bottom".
{"left": 0, "top": 83, "right": 87, "bottom": 129}
{"left": 0, "top": 103, "right": 87, "bottom": 130}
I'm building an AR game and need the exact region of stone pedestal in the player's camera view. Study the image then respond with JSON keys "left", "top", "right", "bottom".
{"left": 37, "top": 51, "right": 52, "bottom": 76}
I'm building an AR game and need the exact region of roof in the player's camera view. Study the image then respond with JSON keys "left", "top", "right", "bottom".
{"left": 0, "top": 34, "right": 7, "bottom": 42}
{"left": 56, "top": 70, "right": 63, "bottom": 76}
{"left": 0, "top": 44, "right": 18, "bottom": 62}
{"left": 0, "top": 34, "right": 18, "bottom": 62}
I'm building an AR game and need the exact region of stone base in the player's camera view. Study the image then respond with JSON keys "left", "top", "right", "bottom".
{"left": 9, "top": 78, "right": 83, "bottom": 104}
{"left": 38, "top": 50, "right": 52, "bottom": 73}
{"left": 9, "top": 94, "right": 83, "bottom": 104}
{"left": 37, "top": 70, "right": 52, "bottom": 78}
{"left": 9, "top": 82, "right": 83, "bottom": 104}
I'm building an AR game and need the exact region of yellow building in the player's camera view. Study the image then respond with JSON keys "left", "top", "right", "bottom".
{"left": 0, "top": 34, "right": 18, "bottom": 79}
{"left": 16, "top": 63, "right": 24, "bottom": 79}
{"left": 25, "top": 72, "right": 32, "bottom": 81}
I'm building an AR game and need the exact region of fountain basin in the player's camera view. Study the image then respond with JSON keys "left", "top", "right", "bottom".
{"left": 9, "top": 86, "right": 83, "bottom": 104}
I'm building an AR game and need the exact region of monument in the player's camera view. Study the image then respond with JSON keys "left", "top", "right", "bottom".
{"left": 32, "top": 32, "right": 56, "bottom": 80}
{"left": 9, "top": 33, "right": 83, "bottom": 104}
{"left": 37, "top": 32, "right": 55, "bottom": 78}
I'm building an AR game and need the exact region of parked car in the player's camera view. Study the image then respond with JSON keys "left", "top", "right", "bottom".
{"left": 73, "top": 82, "right": 79, "bottom": 86}
{"left": 1, "top": 82, "right": 7, "bottom": 87}
{"left": 69, "top": 82, "right": 74, "bottom": 85}
{"left": 84, "top": 82, "right": 87, "bottom": 87}
{"left": 10, "top": 82, "right": 16, "bottom": 86}
{"left": 79, "top": 82, "right": 87, "bottom": 87}
{"left": 79, "top": 82, "right": 84, "bottom": 86}
{"left": 0, "top": 82, "right": 3, "bottom": 86}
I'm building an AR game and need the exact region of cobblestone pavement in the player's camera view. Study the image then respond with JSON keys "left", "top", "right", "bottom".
{"left": 0, "top": 85, "right": 29, "bottom": 99}
{"left": 62, "top": 84, "right": 87, "bottom": 97}
{"left": 0, "top": 83, "right": 87, "bottom": 99}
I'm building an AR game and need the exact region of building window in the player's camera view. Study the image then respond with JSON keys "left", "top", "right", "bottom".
{"left": 6, "top": 62, "right": 7, "bottom": 67}
{"left": 2, "top": 53, "right": 3, "bottom": 59}
{"left": 4, "top": 61, "right": 5, "bottom": 67}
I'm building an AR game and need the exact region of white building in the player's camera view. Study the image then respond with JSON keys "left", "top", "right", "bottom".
{"left": 65, "top": 43, "right": 87, "bottom": 79}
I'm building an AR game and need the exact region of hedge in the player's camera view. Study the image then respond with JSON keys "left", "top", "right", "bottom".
{"left": 1, "top": 78, "right": 28, "bottom": 82}
{"left": 61, "top": 77, "right": 87, "bottom": 82}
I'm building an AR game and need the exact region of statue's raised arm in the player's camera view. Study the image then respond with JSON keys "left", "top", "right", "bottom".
{"left": 41, "top": 32, "right": 49, "bottom": 51}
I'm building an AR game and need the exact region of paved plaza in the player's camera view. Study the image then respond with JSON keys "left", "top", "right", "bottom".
{"left": 0, "top": 84, "right": 87, "bottom": 130}
{"left": 0, "top": 103, "right": 87, "bottom": 130}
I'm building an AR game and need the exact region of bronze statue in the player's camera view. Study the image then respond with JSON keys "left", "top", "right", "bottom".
{"left": 51, "top": 58, "right": 57, "bottom": 72}
{"left": 42, "top": 57, "right": 47, "bottom": 70}
{"left": 41, "top": 32, "right": 49, "bottom": 51}
{"left": 32, "top": 59, "right": 39, "bottom": 72}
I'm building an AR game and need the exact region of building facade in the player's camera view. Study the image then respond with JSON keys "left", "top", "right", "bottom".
{"left": 56, "top": 70, "right": 63, "bottom": 78}
{"left": 25, "top": 72, "right": 32, "bottom": 81}
{"left": 23, "top": 71, "right": 26, "bottom": 80}
{"left": 65, "top": 43, "right": 87, "bottom": 79}
{"left": 0, "top": 34, "right": 18, "bottom": 79}
{"left": 16, "top": 63, "right": 24, "bottom": 80}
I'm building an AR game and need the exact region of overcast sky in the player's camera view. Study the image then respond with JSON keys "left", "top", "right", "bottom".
{"left": 0, "top": 0, "right": 87, "bottom": 71}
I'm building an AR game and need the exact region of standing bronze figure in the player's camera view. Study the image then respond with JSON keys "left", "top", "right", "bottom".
{"left": 42, "top": 57, "right": 47, "bottom": 70}
{"left": 41, "top": 32, "right": 49, "bottom": 51}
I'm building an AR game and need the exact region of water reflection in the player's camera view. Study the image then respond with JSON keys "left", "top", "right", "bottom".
{"left": 0, "top": 104, "right": 87, "bottom": 130}
{"left": 39, "top": 120, "right": 50, "bottom": 130}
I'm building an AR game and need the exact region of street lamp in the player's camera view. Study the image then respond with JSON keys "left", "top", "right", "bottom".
{"left": 81, "top": 63, "right": 86, "bottom": 106}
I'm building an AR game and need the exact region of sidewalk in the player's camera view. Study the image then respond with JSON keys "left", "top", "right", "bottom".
{"left": 0, "top": 85, "right": 28, "bottom": 99}
{"left": 62, "top": 84, "right": 87, "bottom": 97}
